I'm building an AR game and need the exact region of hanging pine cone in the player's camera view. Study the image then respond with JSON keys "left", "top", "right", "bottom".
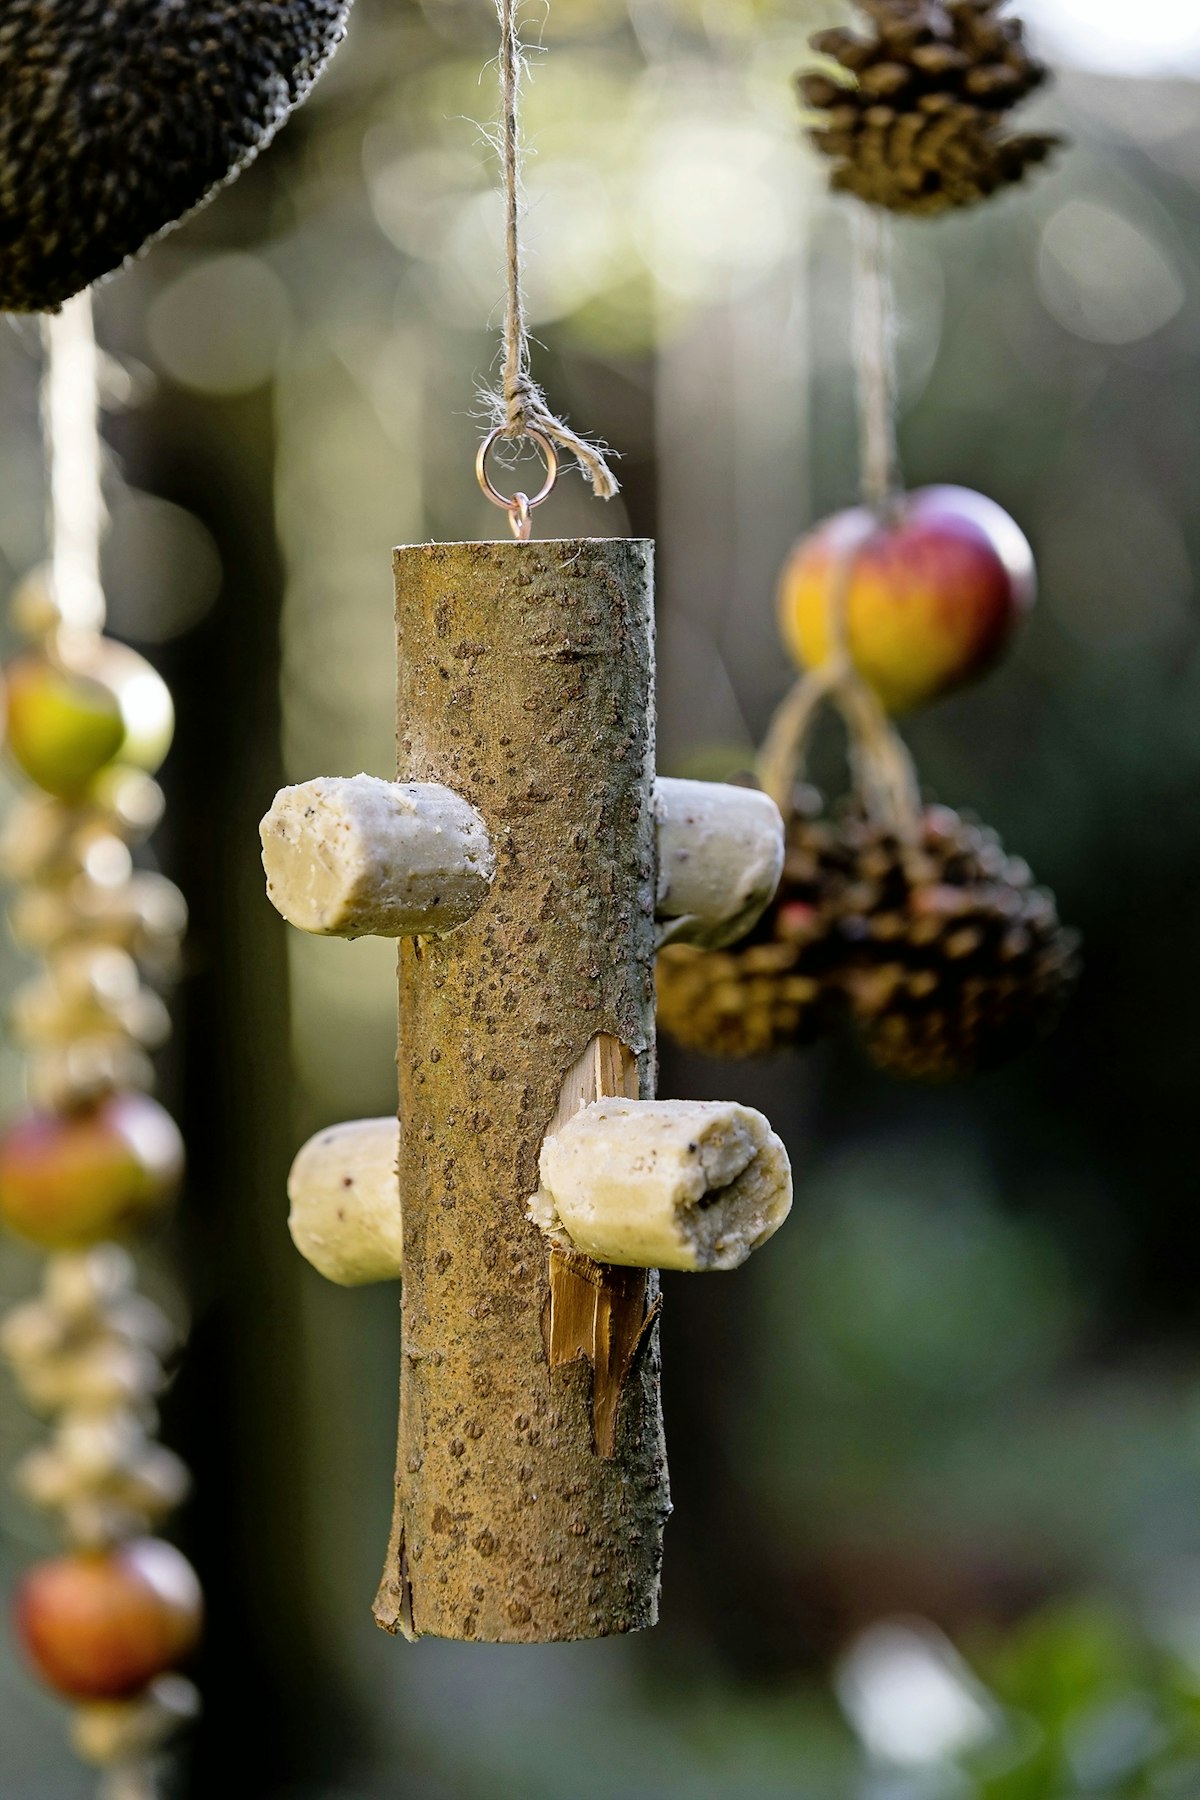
{"left": 800, "top": 0, "right": 1061, "bottom": 215}
{"left": 656, "top": 794, "right": 854, "bottom": 1059}
{"left": 657, "top": 789, "right": 1079, "bottom": 1075}
{"left": 840, "top": 802, "right": 1080, "bottom": 1078}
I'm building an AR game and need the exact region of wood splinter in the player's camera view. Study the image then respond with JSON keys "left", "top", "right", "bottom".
{"left": 262, "top": 537, "right": 797, "bottom": 1645}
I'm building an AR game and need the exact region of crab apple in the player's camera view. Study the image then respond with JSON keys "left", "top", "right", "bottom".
{"left": 0, "top": 1092, "right": 183, "bottom": 1249}
{"left": 2, "top": 651, "right": 125, "bottom": 796}
{"left": 15, "top": 1539, "right": 202, "bottom": 1701}
{"left": 778, "top": 485, "right": 1036, "bottom": 713}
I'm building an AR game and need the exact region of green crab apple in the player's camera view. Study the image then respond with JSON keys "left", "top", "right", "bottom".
{"left": 2, "top": 651, "right": 126, "bottom": 796}
{"left": 0, "top": 1091, "right": 183, "bottom": 1249}
{"left": 15, "top": 1538, "right": 202, "bottom": 1700}
{"left": 3, "top": 639, "right": 173, "bottom": 797}
{"left": 778, "top": 484, "right": 1036, "bottom": 713}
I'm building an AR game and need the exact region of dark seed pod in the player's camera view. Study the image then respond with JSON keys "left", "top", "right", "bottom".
{"left": 800, "top": 0, "right": 1061, "bottom": 215}
{"left": 0, "top": 0, "right": 353, "bottom": 313}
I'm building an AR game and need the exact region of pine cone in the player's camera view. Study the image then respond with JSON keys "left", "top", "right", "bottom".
{"left": 800, "top": 0, "right": 1061, "bottom": 215}
{"left": 840, "top": 803, "right": 1080, "bottom": 1078}
{"left": 656, "top": 797, "right": 854, "bottom": 1059}
{"left": 657, "top": 792, "right": 1079, "bottom": 1075}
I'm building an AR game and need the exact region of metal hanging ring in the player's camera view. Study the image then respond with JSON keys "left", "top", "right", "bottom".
{"left": 476, "top": 427, "right": 559, "bottom": 540}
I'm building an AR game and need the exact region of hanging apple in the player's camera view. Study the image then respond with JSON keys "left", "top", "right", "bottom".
{"left": 15, "top": 1538, "right": 202, "bottom": 1700}
{"left": 778, "top": 485, "right": 1036, "bottom": 713}
{"left": 0, "top": 1093, "right": 184, "bottom": 1249}
{"left": 2, "top": 653, "right": 126, "bottom": 798}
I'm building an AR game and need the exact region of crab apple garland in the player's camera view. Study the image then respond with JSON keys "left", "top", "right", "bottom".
{"left": 2, "top": 652, "right": 127, "bottom": 799}
{"left": 0, "top": 1094, "right": 183, "bottom": 1250}
{"left": 2, "top": 1247, "right": 191, "bottom": 1546}
{"left": 0, "top": 297, "right": 200, "bottom": 1794}
{"left": 2, "top": 636, "right": 174, "bottom": 797}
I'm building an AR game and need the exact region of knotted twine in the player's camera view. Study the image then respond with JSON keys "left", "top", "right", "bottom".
{"left": 486, "top": 0, "right": 619, "bottom": 499}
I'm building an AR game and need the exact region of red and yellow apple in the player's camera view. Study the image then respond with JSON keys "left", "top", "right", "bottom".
{"left": 0, "top": 1092, "right": 183, "bottom": 1249}
{"left": 778, "top": 485, "right": 1036, "bottom": 713}
{"left": 3, "top": 652, "right": 125, "bottom": 797}
{"left": 15, "top": 1538, "right": 202, "bottom": 1700}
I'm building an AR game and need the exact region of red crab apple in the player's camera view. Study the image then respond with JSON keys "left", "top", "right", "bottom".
{"left": 778, "top": 485, "right": 1036, "bottom": 713}
{"left": 0, "top": 1092, "right": 183, "bottom": 1249}
{"left": 3, "top": 651, "right": 125, "bottom": 797}
{"left": 15, "top": 1539, "right": 202, "bottom": 1701}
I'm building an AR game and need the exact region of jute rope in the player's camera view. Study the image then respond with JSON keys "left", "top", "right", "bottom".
{"left": 486, "top": 0, "right": 618, "bottom": 498}
{"left": 852, "top": 204, "right": 902, "bottom": 512}
{"left": 100, "top": 1762, "right": 157, "bottom": 1800}
{"left": 758, "top": 203, "right": 919, "bottom": 839}
{"left": 41, "top": 292, "right": 106, "bottom": 641}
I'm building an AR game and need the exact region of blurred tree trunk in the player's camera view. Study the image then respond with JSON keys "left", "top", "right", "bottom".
{"left": 110, "top": 381, "right": 367, "bottom": 1793}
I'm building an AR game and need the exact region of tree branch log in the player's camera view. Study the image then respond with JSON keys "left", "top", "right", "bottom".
{"left": 375, "top": 539, "right": 670, "bottom": 1643}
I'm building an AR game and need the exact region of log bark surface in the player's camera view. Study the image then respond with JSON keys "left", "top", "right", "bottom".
{"left": 376, "top": 539, "right": 669, "bottom": 1643}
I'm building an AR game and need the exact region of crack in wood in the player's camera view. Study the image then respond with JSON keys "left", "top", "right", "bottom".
{"left": 544, "top": 1034, "right": 654, "bottom": 1458}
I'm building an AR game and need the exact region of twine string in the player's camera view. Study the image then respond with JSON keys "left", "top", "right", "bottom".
{"left": 99, "top": 1761, "right": 157, "bottom": 1800}
{"left": 487, "top": 0, "right": 619, "bottom": 500}
{"left": 757, "top": 663, "right": 840, "bottom": 815}
{"left": 757, "top": 204, "right": 919, "bottom": 838}
{"left": 852, "top": 203, "right": 901, "bottom": 513}
{"left": 835, "top": 673, "right": 922, "bottom": 836}
{"left": 42, "top": 292, "right": 106, "bottom": 643}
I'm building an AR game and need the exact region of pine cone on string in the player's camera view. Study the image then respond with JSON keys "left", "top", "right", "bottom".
{"left": 656, "top": 786, "right": 1079, "bottom": 1075}
{"left": 800, "top": 0, "right": 1062, "bottom": 215}
{"left": 656, "top": 791, "right": 855, "bottom": 1060}
{"left": 839, "top": 802, "right": 1080, "bottom": 1078}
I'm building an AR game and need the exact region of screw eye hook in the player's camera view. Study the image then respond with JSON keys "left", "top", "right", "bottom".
{"left": 475, "top": 427, "right": 558, "bottom": 542}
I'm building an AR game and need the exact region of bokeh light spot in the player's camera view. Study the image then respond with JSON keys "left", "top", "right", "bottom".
{"left": 103, "top": 493, "right": 222, "bottom": 644}
{"left": 147, "top": 255, "right": 290, "bottom": 396}
{"left": 1037, "top": 200, "right": 1185, "bottom": 345}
